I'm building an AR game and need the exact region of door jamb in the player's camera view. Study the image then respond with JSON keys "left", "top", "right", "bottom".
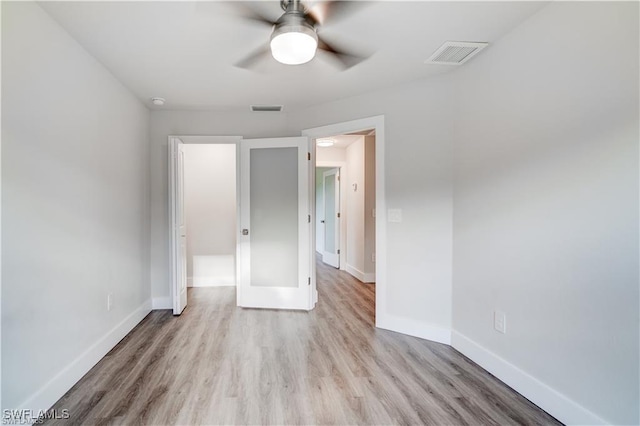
{"left": 302, "top": 115, "right": 386, "bottom": 322}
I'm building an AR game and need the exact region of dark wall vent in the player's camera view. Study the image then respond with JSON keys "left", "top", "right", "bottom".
{"left": 250, "top": 105, "right": 283, "bottom": 112}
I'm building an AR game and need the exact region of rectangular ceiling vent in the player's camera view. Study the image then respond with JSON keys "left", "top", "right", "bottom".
{"left": 250, "top": 105, "right": 283, "bottom": 112}
{"left": 426, "top": 41, "right": 488, "bottom": 65}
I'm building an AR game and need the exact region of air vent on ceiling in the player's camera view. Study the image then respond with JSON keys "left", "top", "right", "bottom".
{"left": 426, "top": 41, "right": 488, "bottom": 65}
{"left": 250, "top": 105, "right": 283, "bottom": 112}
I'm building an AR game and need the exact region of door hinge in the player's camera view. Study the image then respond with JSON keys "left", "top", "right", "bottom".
{"left": 308, "top": 277, "right": 311, "bottom": 285}
{"left": 337, "top": 249, "right": 341, "bottom": 254}
{"left": 307, "top": 152, "right": 311, "bottom": 161}
{"left": 337, "top": 175, "right": 340, "bottom": 181}
{"left": 308, "top": 214, "right": 311, "bottom": 223}
{"left": 337, "top": 212, "right": 341, "bottom": 218}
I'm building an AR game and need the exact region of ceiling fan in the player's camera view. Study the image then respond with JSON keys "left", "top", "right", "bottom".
{"left": 233, "top": 0, "right": 369, "bottom": 69}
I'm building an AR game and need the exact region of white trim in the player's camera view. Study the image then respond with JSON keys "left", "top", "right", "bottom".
{"left": 345, "top": 264, "right": 375, "bottom": 283}
{"left": 152, "top": 296, "right": 172, "bottom": 310}
{"left": 16, "top": 300, "right": 151, "bottom": 413}
{"left": 451, "top": 331, "right": 608, "bottom": 426}
{"left": 303, "top": 115, "right": 386, "bottom": 311}
{"left": 345, "top": 264, "right": 364, "bottom": 281}
{"left": 377, "top": 313, "right": 451, "bottom": 345}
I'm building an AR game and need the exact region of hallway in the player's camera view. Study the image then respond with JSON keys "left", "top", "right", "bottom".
{"left": 46, "top": 259, "right": 559, "bottom": 425}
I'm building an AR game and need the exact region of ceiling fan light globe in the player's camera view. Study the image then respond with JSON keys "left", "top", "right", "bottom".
{"left": 270, "top": 25, "right": 318, "bottom": 65}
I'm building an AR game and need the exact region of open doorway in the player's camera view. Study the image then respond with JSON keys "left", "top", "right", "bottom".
{"left": 315, "top": 132, "right": 376, "bottom": 284}
{"left": 303, "top": 115, "right": 386, "bottom": 322}
{"left": 170, "top": 135, "right": 314, "bottom": 314}
{"left": 169, "top": 136, "right": 240, "bottom": 314}
{"left": 183, "top": 144, "right": 237, "bottom": 290}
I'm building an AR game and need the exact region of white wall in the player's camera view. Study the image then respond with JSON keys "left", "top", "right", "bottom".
{"left": 363, "top": 135, "right": 376, "bottom": 279}
{"left": 149, "top": 111, "right": 288, "bottom": 305}
{"left": 451, "top": 2, "right": 639, "bottom": 425}
{"left": 183, "top": 144, "right": 236, "bottom": 287}
{"left": 343, "top": 136, "right": 375, "bottom": 283}
{"left": 2, "top": 1, "right": 150, "bottom": 412}
{"left": 346, "top": 137, "right": 366, "bottom": 278}
{"left": 289, "top": 75, "right": 455, "bottom": 342}
{"left": 316, "top": 146, "right": 346, "bottom": 163}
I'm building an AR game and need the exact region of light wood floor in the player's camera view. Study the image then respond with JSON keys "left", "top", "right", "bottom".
{"left": 47, "top": 258, "right": 561, "bottom": 425}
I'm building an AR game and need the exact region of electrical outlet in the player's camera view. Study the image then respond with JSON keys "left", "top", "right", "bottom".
{"left": 107, "top": 293, "right": 113, "bottom": 312}
{"left": 494, "top": 310, "right": 506, "bottom": 334}
{"left": 372, "top": 253, "right": 376, "bottom": 263}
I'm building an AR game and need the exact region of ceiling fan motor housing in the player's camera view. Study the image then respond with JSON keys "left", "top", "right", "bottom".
{"left": 270, "top": 4, "right": 319, "bottom": 65}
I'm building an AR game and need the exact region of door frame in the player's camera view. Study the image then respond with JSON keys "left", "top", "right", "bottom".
{"left": 302, "top": 115, "right": 386, "bottom": 324}
{"left": 168, "top": 135, "right": 242, "bottom": 314}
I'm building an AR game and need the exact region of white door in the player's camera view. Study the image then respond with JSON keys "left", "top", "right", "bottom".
{"left": 169, "top": 137, "right": 188, "bottom": 315}
{"left": 322, "top": 168, "right": 340, "bottom": 268}
{"left": 238, "top": 137, "right": 312, "bottom": 310}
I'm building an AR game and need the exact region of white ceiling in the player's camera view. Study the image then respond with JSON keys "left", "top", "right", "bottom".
{"left": 39, "top": 1, "right": 547, "bottom": 111}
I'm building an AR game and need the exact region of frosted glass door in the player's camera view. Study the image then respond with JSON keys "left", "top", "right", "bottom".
{"left": 250, "top": 148, "right": 298, "bottom": 287}
{"left": 239, "top": 137, "right": 311, "bottom": 310}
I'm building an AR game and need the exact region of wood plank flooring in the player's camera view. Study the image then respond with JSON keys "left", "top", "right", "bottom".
{"left": 46, "top": 258, "right": 561, "bottom": 425}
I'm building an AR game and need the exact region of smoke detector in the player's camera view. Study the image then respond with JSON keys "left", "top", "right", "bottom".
{"left": 426, "top": 41, "right": 488, "bottom": 65}
{"left": 151, "top": 97, "right": 165, "bottom": 106}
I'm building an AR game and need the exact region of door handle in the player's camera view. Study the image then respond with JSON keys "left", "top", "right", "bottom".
{"left": 242, "top": 229, "right": 249, "bottom": 235}
{"left": 320, "top": 220, "right": 325, "bottom": 223}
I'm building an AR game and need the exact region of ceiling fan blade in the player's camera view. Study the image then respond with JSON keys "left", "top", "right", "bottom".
{"left": 307, "top": 1, "right": 370, "bottom": 26}
{"left": 235, "top": 44, "right": 272, "bottom": 69}
{"left": 228, "top": 2, "right": 278, "bottom": 28}
{"left": 317, "top": 36, "right": 369, "bottom": 70}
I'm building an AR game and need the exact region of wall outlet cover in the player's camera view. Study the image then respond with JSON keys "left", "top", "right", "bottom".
{"left": 494, "top": 310, "right": 506, "bottom": 334}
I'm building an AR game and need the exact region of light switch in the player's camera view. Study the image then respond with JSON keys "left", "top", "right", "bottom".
{"left": 388, "top": 209, "right": 402, "bottom": 223}
{"left": 494, "top": 310, "right": 506, "bottom": 334}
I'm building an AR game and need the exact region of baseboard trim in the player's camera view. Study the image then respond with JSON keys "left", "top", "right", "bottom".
{"left": 451, "top": 331, "right": 607, "bottom": 425}
{"left": 152, "top": 296, "right": 172, "bottom": 310}
{"left": 345, "top": 264, "right": 375, "bottom": 283}
{"left": 17, "top": 300, "right": 151, "bottom": 413}
{"left": 376, "top": 313, "right": 451, "bottom": 345}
